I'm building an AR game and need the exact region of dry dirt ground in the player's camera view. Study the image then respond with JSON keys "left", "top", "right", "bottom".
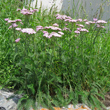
{"left": 99, "top": 92, "right": 110, "bottom": 110}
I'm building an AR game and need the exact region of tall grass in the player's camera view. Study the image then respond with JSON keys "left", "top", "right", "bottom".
{"left": 0, "top": 0, "right": 110, "bottom": 110}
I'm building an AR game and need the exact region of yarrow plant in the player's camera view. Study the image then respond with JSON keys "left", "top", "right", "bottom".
{"left": 1, "top": 4, "right": 110, "bottom": 110}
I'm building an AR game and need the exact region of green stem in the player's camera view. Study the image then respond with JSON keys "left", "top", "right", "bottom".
{"left": 93, "top": 28, "right": 101, "bottom": 45}
{"left": 80, "top": 33, "right": 85, "bottom": 88}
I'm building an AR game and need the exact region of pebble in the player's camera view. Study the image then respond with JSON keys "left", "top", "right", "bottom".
{"left": 0, "top": 89, "right": 109, "bottom": 110}
{"left": 0, "top": 89, "right": 21, "bottom": 110}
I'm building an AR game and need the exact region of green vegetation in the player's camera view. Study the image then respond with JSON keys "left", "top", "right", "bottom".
{"left": 0, "top": 0, "right": 110, "bottom": 110}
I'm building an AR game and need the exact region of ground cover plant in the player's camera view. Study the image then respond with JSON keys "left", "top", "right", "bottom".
{"left": 0, "top": 0, "right": 110, "bottom": 110}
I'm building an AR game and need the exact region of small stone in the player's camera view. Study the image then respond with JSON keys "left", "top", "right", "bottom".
{"left": 0, "top": 107, "right": 6, "bottom": 110}
{"left": 106, "top": 107, "right": 110, "bottom": 110}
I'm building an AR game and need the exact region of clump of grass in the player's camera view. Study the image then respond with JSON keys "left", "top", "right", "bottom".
{"left": 0, "top": 0, "right": 110, "bottom": 110}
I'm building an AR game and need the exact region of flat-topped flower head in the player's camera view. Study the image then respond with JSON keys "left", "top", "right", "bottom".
{"left": 20, "top": 8, "right": 33, "bottom": 15}
{"left": 8, "top": 20, "right": 17, "bottom": 23}
{"left": 83, "top": 19, "right": 88, "bottom": 22}
{"left": 65, "top": 19, "right": 77, "bottom": 23}
{"left": 44, "top": 26, "right": 50, "bottom": 29}
{"left": 30, "top": 9, "right": 38, "bottom": 13}
{"left": 61, "top": 15, "right": 68, "bottom": 20}
{"left": 43, "top": 31, "right": 62, "bottom": 38}
{"left": 16, "top": 19, "right": 22, "bottom": 22}
{"left": 15, "top": 38, "right": 21, "bottom": 43}
{"left": 77, "top": 27, "right": 82, "bottom": 31}
{"left": 66, "top": 16, "right": 72, "bottom": 19}
{"left": 89, "top": 21, "right": 95, "bottom": 24}
{"left": 77, "top": 19, "right": 82, "bottom": 22}
{"left": 43, "top": 32, "right": 49, "bottom": 38}
{"left": 85, "top": 21, "right": 95, "bottom": 25}
{"left": 69, "top": 19, "right": 77, "bottom": 23}
{"left": 96, "top": 20, "right": 107, "bottom": 24}
{"left": 7, "top": 19, "right": 22, "bottom": 23}
{"left": 74, "top": 30, "right": 80, "bottom": 34}
{"left": 85, "top": 22, "right": 90, "bottom": 25}
{"left": 33, "top": 9, "right": 38, "bottom": 12}
{"left": 50, "top": 32, "right": 62, "bottom": 37}
{"left": 45, "top": 26, "right": 61, "bottom": 31}
{"left": 56, "top": 16, "right": 63, "bottom": 20}
{"left": 5, "top": 18, "right": 9, "bottom": 21}
{"left": 64, "top": 19, "right": 71, "bottom": 22}
{"left": 9, "top": 23, "right": 18, "bottom": 29}
{"left": 80, "top": 28, "right": 89, "bottom": 32}
{"left": 30, "top": 9, "right": 35, "bottom": 13}
{"left": 63, "top": 27, "right": 71, "bottom": 32}
{"left": 58, "top": 31, "right": 64, "bottom": 35}
{"left": 56, "top": 14, "right": 60, "bottom": 17}
{"left": 36, "top": 26, "right": 43, "bottom": 31}
{"left": 76, "top": 24, "right": 84, "bottom": 28}
{"left": 21, "top": 10, "right": 33, "bottom": 15}
{"left": 43, "top": 31, "right": 48, "bottom": 34}
{"left": 21, "top": 28, "right": 36, "bottom": 34}
{"left": 20, "top": 22, "right": 23, "bottom": 25}
{"left": 15, "top": 28, "right": 22, "bottom": 31}
{"left": 97, "top": 24, "right": 105, "bottom": 28}
{"left": 53, "top": 23, "right": 59, "bottom": 27}
{"left": 56, "top": 14, "right": 63, "bottom": 19}
{"left": 50, "top": 26, "right": 61, "bottom": 31}
{"left": 93, "top": 18, "right": 98, "bottom": 22}
{"left": 43, "top": 32, "right": 52, "bottom": 38}
{"left": 56, "top": 14, "right": 68, "bottom": 20}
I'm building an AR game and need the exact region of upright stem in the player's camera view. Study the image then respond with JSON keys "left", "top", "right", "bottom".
{"left": 24, "top": 34, "right": 29, "bottom": 94}
{"left": 80, "top": 33, "right": 85, "bottom": 88}
{"left": 93, "top": 29, "right": 101, "bottom": 45}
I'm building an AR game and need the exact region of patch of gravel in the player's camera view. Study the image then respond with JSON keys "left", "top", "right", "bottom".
{"left": 0, "top": 88, "right": 110, "bottom": 110}
{"left": 0, "top": 88, "right": 21, "bottom": 110}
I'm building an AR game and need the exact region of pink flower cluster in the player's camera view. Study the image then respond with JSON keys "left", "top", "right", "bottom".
{"left": 76, "top": 24, "right": 84, "bottom": 28}
{"left": 96, "top": 20, "right": 107, "bottom": 28}
{"left": 5, "top": 19, "right": 22, "bottom": 23}
{"left": 63, "top": 27, "right": 71, "bottom": 32}
{"left": 56, "top": 14, "right": 76, "bottom": 23}
{"left": 74, "top": 22, "right": 89, "bottom": 35}
{"left": 36, "top": 26, "right": 44, "bottom": 31}
{"left": 44, "top": 23, "right": 64, "bottom": 38}
{"left": 36, "top": 23, "right": 61, "bottom": 32}
{"left": 84, "top": 18, "right": 97, "bottom": 24}
{"left": 56, "top": 14, "right": 72, "bottom": 20}
{"left": 17, "top": 8, "right": 38, "bottom": 15}
{"left": 55, "top": 14, "right": 84, "bottom": 23}
{"left": 36, "top": 23, "right": 64, "bottom": 38}
{"left": 74, "top": 26, "right": 89, "bottom": 34}
{"left": 5, "top": 18, "right": 23, "bottom": 29}
{"left": 43, "top": 31, "right": 64, "bottom": 38}
{"left": 85, "top": 18, "right": 107, "bottom": 28}
{"left": 44, "top": 26, "right": 61, "bottom": 31}
{"left": 85, "top": 21, "right": 95, "bottom": 25}
{"left": 15, "top": 38, "right": 21, "bottom": 43}
{"left": 15, "top": 28, "right": 36, "bottom": 34}
{"left": 14, "top": 28, "right": 36, "bottom": 43}
{"left": 21, "top": 28, "right": 36, "bottom": 34}
{"left": 45, "top": 24, "right": 64, "bottom": 38}
{"left": 74, "top": 28, "right": 89, "bottom": 34}
{"left": 53, "top": 23, "right": 59, "bottom": 27}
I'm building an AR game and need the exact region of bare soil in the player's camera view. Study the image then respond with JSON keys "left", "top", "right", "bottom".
{"left": 99, "top": 92, "right": 110, "bottom": 110}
